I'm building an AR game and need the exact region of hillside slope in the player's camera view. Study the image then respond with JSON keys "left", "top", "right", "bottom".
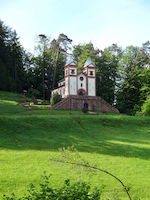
{"left": 0, "top": 92, "right": 150, "bottom": 199}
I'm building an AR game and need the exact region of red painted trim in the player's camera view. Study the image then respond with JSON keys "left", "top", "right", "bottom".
{"left": 95, "top": 68, "right": 96, "bottom": 96}
{"left": 77, "top": 88, "right": 86, "bottom": 95}
{"left": 64, "top": 62, "right": 78, "bottom": 96}
{"left": 68, "top": 76, "right": 70, "bottom": 95}
{"left": 64, "top": 62, "right": 78, "bottom": 67}
{"left": 76, "top": 75, "right": 78, "bottom": 95}
{"left": 62, "top": 60, "right": 97, "bottom": 98}
{"left": 83, "top": 63, "right": 96, "bottom": 69}
{"left": 78, "top": 71, "right": 87, "bottom": 76}
{"left": 87, "top": 66, "right": 96, "bottom": 69}
{"left": 69, "top": 74, "right": 78, "bottom": 77}
{"left": 87, "top": 72, "right": 88, "bottom": 96}
{"left": 53, "top": 84, "right": 65, "bottom": 90}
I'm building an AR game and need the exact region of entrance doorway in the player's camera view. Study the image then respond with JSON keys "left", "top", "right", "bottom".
{"left": 79, "top": 91, "right": 83, "bottom": 96}
{"left": 84, "top": 103, "right": 88, "bottom": 109}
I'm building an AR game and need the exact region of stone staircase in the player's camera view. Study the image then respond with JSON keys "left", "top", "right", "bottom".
{"left": 49, "top": 95, "right": 119, "bottom": 113}
{"left": 96, "top": 96, "right": 119, "bottom": 113}
{"left": 49, "top": 96, "right": 71, "bottom": 110}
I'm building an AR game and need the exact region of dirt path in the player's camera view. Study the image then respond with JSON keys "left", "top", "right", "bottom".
{"left": 18, "top": 103, "right": 32, "bottom": 111}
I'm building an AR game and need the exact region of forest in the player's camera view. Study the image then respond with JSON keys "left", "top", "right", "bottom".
{"left": 1, "top": 19, "right": 150, "bottom": 115}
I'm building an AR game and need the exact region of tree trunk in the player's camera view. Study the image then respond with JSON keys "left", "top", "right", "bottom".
{"left": 52, "top": 45, "right": 59, "bottom": 89}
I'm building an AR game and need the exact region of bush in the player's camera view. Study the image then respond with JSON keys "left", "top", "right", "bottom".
{"left": 3, "top": 173, "right": 102, "bottom": 199}
{"left": 50, "top": 93, "right": 62, "bottom": 106}
{"left": 82, "top": 107, "right": 88, "bottom": 113}
{"left": 141, "top": 95, "right": 150, "bottom": 116}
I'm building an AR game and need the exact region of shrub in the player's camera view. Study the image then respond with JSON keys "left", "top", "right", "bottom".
{"left": 82, "top": 107, "right": 88, "bottom": 113}
{"left": 3, "top": 173, "right": 102, "bottom": 199}
{"left": 141, "top": 95, "right": 150, "bottom": 116}
{"left": 50, "top": 93, "right": 62, "bottom": 106}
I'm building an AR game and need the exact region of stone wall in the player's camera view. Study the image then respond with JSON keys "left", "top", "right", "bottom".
{"left": 50, "top": 95, "right": 119, "bottom": 113}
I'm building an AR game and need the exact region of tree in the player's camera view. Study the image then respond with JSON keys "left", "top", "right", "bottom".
{"left": 0, "top": 20, "right": 26, "bottom": 93}
{"left": 116, "top": 45, "right": 145, "bottom": 114}
{"left": 96, "top": 44, "right": 122, "bottom": 105}
{"left": 72, "top": 42, "right": 97, "bottom": 71}
{"left": 72, "top": 43, "right": 120, "bottom": 105}
{"left": 139, "top": 68, "right": 150, "bottom": 103}
{"left": 141, "top": 94, "right": 150, "bottom": 116}
{"left": 132, "top": 41, "right": 150, "bottom": 70}
{"left": 52, "top": 34, "right": 72, "bottom": 89}
{"left": 50, "top": 92, "right": 62, "bottom": 106}
{"left": 38, "top": 34, "right": 47, "bottom": 100}
{"left": 33, "top": 34, "right": 70, "bottom": 100}
{"left": 10, "top": 30, "right": 25, "bottom": 93}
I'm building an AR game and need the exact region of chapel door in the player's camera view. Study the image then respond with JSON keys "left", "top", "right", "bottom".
{"left": 84, "top": 103, "right": 88, "bottom": 109}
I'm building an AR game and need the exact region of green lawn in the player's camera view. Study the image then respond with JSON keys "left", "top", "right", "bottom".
{"left": 0, "top": 92, "right": 150, "bottom": 199}
{"left": 0, "top": 91, "right": 29, "bottom": 101}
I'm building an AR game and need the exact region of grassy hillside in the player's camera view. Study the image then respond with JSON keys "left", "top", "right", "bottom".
{"left": 0, "top": 92, "right": 150, "bottom": 199}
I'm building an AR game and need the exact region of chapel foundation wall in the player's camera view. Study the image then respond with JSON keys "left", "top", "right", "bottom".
{"left": 50, "top": 95, "right": 119, "bottom": 113}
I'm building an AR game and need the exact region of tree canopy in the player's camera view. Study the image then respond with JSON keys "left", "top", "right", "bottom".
{"left": 1, "top": 19, "right": 150, "bottom": 114}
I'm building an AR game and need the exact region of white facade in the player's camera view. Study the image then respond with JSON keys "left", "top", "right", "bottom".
{"left": 51, "top": 57, "right": 96, "bottom": 98}
{"left": 65, "top": 77, "right": 69, "bottom": 96}
{"left": 78, "top": 73, "right": 86, "bottom": 92}
{"left": 70, "top": 76, "right": 77, "bottom": 95}
{"left": 88, "top": 78, "right": 95, "bottom": 96}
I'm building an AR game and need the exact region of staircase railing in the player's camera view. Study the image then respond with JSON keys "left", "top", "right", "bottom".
{"left": 97, "top": 96, "right": 119, "bottom": 113}
{"left": 50, "top": 96, "right": 71, "bottom": 110}
{"left": 50, "top": 95, "right": 119, "bottom": 113}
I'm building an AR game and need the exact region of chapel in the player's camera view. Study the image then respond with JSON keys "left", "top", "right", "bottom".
{"left": 51, "top": 57, "right": 96, "bottom": 98}
{"left": 51, "top": 57, "right": 119, "bottom": 113}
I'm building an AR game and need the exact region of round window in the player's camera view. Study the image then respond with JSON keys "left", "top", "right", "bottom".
{"left": 80, "top": 77, "right": 83, "bottom": 81}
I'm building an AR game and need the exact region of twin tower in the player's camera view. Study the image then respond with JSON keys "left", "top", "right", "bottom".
{"left": 52, "top": 57, "right": 96, "bottom": 98}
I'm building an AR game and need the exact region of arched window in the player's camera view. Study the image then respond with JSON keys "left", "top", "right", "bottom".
{"left": 71, "top": 69, "right": 75, "bottom": 74}
{"left": 90, "top": 71, "right": 93, "bottom": 75}
{"left": 84, "top": 103, "right": 88, "bottom": 109}
{"left": 79, "top": 91, "right": 83, "bottom": 96}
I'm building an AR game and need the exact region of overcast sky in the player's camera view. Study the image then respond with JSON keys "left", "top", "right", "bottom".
{"left": 1, "top": 0, "right": 150, "bottom": 54}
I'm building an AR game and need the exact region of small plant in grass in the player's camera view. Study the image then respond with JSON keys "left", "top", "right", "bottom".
{"left": 102, "top": 111, "right": 107, "bottom": 115}
{"left": 50, "top": 93, "right": 62, "bottom": 106}
{"left": 49, "top": 146, "right": 132, "bottom": 200}
{"left": 82, "top": 107, "right": 88, "bottom": 113}
{"left": 3, "top": 173, "right": 102, "bottom": 200}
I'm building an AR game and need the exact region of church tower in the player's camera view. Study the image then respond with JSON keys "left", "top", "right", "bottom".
{"left": 83, "top": 58, "right": 96, "bottom": 96}
{"left": 64, "top": 57, "right": 78, "bottom": 97}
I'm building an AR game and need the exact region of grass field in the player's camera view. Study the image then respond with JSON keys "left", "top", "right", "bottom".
{"left": 0, "top": 92, "right": 150, "bottom": 199}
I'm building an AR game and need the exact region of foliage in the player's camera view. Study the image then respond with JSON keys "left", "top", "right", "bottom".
{"left": 49, "top": 146, "right": 131, "bottom": 200}
{"left": 3, "top": 173, "right": 102, "bottom": 200}
{"left": 116, "top": 46, "right": 145, "bottom": 114}
{"left": 72, "top": 42, "right": 97, "bottom": 71}
{"left": 72, "top": 43, "right": 120, "bottom": 105}
{"left": 1, "top": 96, "right": 150, "bottom": 198}
{"left": 50, "top": 92, "right": 62, "bottom": 106}
{"left": 82, "top": 107, "right": 88, "bottom": 113}
{"left": 141, "top": 95, "right": 150, "bottom": 116}
{"left": 139, "top": 68, "right": 150, "bottom": 103}
{"left": 0, "top": 20, "right": 26, "bottom": 93}
{"left": 2, "top": 19, "right": 150, "bottom": 116}
{"left": 96, "top": 44, "right": 122, "bottom": 105}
